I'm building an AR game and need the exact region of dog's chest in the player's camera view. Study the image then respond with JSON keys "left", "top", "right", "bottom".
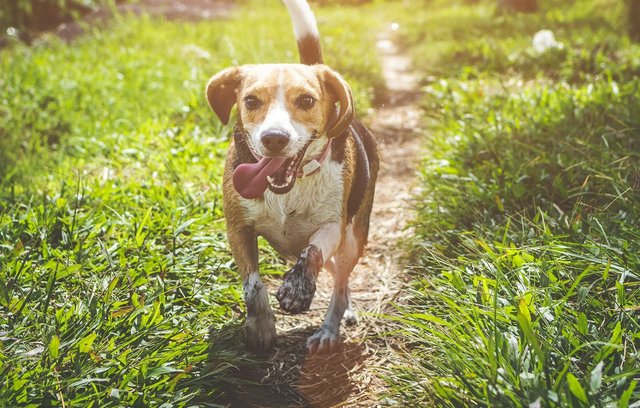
{"left": 241, "top": 161, "right": 343, "bottom": 259}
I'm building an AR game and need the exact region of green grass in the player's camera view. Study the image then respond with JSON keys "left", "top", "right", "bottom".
{"left": 4, "top": 0, "right": 639, "bottom": 405}
{"left": 398, "top": 0, "right": 638, "bottom": 83}
{"left": 388, "top": 0, "right": 640, "bottom": 406}
{"left": 0, "top": 1, "right": 383, "bottom": 405}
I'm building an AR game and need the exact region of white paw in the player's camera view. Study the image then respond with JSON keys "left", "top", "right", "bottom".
{"left": 244, "top": 315, "right": 276, "bottom": 353}
{"left": 306, "top": 325, "right": 341, "bottom": 354}
{"left": 343, "top": 308, "right": 358, "bottom": 326}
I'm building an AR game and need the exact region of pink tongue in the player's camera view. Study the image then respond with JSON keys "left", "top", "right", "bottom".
{"left": 233, "top": 157, "right": 287, "bottom": 199}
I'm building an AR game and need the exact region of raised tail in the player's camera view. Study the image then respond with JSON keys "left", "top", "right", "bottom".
{"left": 281, "top": 0, "right": 323, "bottom": 65}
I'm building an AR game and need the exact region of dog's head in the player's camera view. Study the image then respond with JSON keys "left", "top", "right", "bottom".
{"left": 206, "top": 64, "right": 354, "bottom": 196}
{"left": 206, "top": 64, "right": 353, "bottom": 156}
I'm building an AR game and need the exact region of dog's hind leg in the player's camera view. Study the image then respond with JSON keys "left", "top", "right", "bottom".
{"left": 229, "top": 226, "right": 276, "bottom": 353}
{"left": 343, "top": 288, "right": 358, "bottom": 326}
{"left": 306, "top": 223, "right": 360, "bottom": 353}
{"left": 324, "top": 258, "right": 358, "bottom": 326}
{"left": 276, "top": 222, "right": 340, "bottom": 314}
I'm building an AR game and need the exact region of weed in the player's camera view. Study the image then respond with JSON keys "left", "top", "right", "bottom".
{"left": 389, "top": 0, "right": 640, "bottom": 406}
{"left": 0, "top": 1, "right": 383, "bottom": 405}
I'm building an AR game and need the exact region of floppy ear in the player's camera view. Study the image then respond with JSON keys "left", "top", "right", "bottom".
{"left": 205, "top": 66, "right": 243, "bottom": 125}
{"left": 317, "top": 66, "right": 354, "bottom": 138}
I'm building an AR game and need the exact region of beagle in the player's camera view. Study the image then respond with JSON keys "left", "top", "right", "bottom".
{"left": 205, "top": 0, "right": 378, "bottom": 353}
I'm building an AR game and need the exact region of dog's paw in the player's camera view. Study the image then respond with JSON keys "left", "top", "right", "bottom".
{"left": 244, "top": 315, "right": 276, "bottom": 353}
{"left": 343, "top": 308, "right": 358, "bottom": 326}
{"left": 306, "top": 324, "right": 341, "bottom": 354}
{"left": 276, "top": 245, "right": 322, "bottom": 314}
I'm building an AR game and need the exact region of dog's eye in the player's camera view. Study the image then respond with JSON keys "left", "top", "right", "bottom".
{"left": 296, "top": 95, "right": 316, "bottom": 110}
{"left": 244, "top": 95, "right": 262, "bottom": 110}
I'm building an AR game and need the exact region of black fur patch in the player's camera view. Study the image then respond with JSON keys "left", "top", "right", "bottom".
{"left": 330, "top": 130, "right": 347, "bottom": 164}
{"left": 346, "top": 120, "right": 378, "bottom": 219}
{"left": 298, "top": 35, "right": 323, "bottom": 65}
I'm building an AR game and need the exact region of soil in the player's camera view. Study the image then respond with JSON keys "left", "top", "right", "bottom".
{"left": 216, "top": 29, "right": 424, "bottom": 407}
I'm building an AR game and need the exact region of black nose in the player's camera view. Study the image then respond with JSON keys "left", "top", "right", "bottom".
{"left": 261, "top": 130, "right": 290, "bottom": 152}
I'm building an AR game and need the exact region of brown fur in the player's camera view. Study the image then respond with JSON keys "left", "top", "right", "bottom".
{"left": 207, "top": 60, "right": 377, "bottom": 354}
{"left": 206, "top": 64, "right": 353, "bottom": 141}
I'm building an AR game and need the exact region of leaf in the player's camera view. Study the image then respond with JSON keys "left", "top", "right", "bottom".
{"left": 494, "top": 194, "right": 504, "bottom": 212}
{"left": 522, "top": 292, "right": 535, "bottom": 314}
{"left": 518, "top": 297, "right": 532, "bottom": 325}
{"left": 146, "top": 364, "right": 184, "bottom": 378}
{"left": 49, "top": 335, "right": 60, "bottom": 358}
{"left": 56, "top": 263, "right": 82, "bottom": 280}
{"left": 78, "top": 333, "right": 97, "bottom": 353}
{"left": 111, "top": 305, "right": 134, "bottom": 318}
{"left": 55, "top": 197, "right": 67, "bottom": 209}
{"left": 618, "top": 380, "right": 636, "bottom": 408}
{"left": 595, "top": 321, "right": 624, "bottom": 362}
{"left": 616, "top": 282, "right": 625, "bottom": 304}
{"left": 577, "top": 312, "right": 588, "bottom": 335}
{"left": 602, "top": 260, "right": 611, "bottom": 281}
{"left": 104, "top": 276, "right": 119, "bottom": 302}
{"left": 69, "top": 378, "right": 109, "bottom": 388}
{"left": 590, "top": 361, "right": 603, "bottom": 392}
{"left": 567, "top": 373, "right": 588, "bottom": 403}
{"left": 610, "top": 321, "right": 622, "bottom": 345}
{"left": 135, "top": 207, "right": 153, "bottom": 247}
{"left": 517, "top": 296, "right": 542, "bottom": 361}
{"left": 174, "top": 218, "right": 197, "bottom": 237}
{"left": 408, "top": 313, "right": 448, "bottom": 326}
{"left": 0, "top": 278, "right": 9, "bottom": 308}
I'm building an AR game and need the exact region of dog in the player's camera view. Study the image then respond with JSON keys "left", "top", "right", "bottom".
{"left": 205, "top": 0, "right": 378, "bottom": 353}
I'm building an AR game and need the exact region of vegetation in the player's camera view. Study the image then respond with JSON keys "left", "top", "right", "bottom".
{"left": 0, "top": 2, "right": 382, "bottom": 405}
{"left": 389, "top": 0, "right": 640, "bottom": 406}
{"left": 1, "top": 0, "right": 100, "bottom": 34}
{"left": 2, "top": 0, "right": 639, "bottom": 406}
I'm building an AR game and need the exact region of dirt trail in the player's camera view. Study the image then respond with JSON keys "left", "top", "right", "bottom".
{"left": 221, "top": 29, "right": 424, "bottom": 407}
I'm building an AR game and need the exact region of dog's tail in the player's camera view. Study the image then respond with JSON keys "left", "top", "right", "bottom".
{"left": 282, "top": 0, "right": 323, "bottom": 65}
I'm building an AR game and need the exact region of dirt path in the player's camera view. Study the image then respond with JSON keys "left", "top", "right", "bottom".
{"left": 220, "top": 29, "right": 424, "bottom": 407}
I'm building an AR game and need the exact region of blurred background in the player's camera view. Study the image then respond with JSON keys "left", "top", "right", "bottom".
{"left": 2, "top": 0, "right": 638, "bottom": 43}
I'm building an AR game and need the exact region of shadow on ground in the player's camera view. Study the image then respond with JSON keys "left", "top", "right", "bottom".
{"left": 202, "top": 324, "right": 367, "bottom": 407}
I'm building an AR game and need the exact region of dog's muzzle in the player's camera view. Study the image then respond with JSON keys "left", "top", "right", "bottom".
{"left": 261, "top": 129, "right": 290, "bottom": 154}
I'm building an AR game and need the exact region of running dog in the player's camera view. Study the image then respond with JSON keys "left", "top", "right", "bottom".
{"left": 205, "top": 0, "right": 378, "bottom": 353}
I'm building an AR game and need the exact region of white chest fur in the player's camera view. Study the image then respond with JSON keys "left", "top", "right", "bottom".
{"left": 241, "top": 160, "right": 344, "bottom": 259}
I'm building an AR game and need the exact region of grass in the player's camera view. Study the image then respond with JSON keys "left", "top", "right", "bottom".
{"left": 387, "top": 0, "right": 640, "bottom": 406}
{"left": 0, "top": 1, "right": 383, "bottom": 405}
{"left": 3, "top": 0, "right": 639, "bottom": 405}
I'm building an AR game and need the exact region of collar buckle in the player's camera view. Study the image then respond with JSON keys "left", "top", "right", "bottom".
{"left": 298, "top": 139, "right": 331, "bottom": 178}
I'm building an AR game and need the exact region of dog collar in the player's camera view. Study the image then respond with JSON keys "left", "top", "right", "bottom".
{"left": 296, "top": 107, "right": 337, "bottom": 177}
{"left": 298, "top": 139, "right": 331, "bottom": 178}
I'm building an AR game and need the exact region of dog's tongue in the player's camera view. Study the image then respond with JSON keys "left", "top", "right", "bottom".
{"left": 233, "top": 157, "right": 287, "bottom": 199}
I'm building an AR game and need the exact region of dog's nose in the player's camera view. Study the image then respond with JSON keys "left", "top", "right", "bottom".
{"left": 261, "top": 130, "right": 290, "bottom": 153}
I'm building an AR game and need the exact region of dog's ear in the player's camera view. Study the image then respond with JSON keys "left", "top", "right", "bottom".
{"left": 206, "top": 66, "right": 243, "bottom": 125}
{"left": 317, "top": 66, "right": 354, "bottom": 138}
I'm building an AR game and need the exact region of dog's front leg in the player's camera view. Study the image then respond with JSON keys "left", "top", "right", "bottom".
{"left": 229, "top": 226, "right": 276, "bottom": 353}
{"left": 307, "top": 225, "right": 360, "bottom": 353}
{"left": 276, "top": 222, "right": 340, "bottom": 314}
